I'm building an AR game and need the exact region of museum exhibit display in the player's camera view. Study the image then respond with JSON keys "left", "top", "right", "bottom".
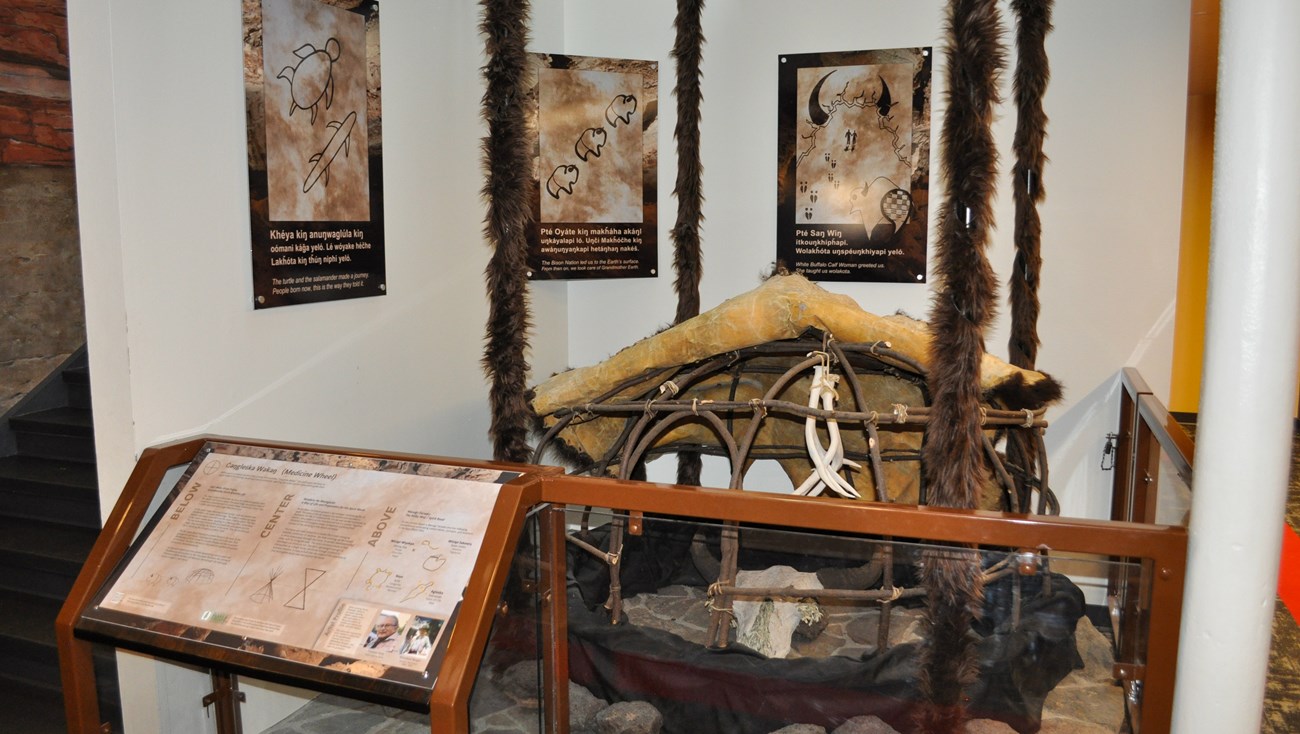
{"left": 58, "top": 436, "right": 1187, "bottom": 734}
{"left": 463, "top": 0, "right": 1189, "bottom": 729}
{"left": 52, "top": 0, "right": 1205, "bottom": 731}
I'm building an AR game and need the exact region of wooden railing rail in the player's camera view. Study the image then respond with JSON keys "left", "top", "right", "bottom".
{"left": 1109, "top": 367, "right": 1195, "bottom": 733}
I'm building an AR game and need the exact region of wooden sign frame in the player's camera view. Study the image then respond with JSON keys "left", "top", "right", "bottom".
{"left": 56, "top": 436, "right": 551, "bottom": 734}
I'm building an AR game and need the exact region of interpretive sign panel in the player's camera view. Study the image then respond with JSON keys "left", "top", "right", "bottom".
{"left": 244, "top": 0, "right": 386, "bottom": 308}
{"left": 776, "top": 48, "right": 932, "bottom": 283}
{"left": 525, "top": 53, "right": 658, "bottom": 280}
{"left": 78, "top": 441, "right": 518, "bottom": 701}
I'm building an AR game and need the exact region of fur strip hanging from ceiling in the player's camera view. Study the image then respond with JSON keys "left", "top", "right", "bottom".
{"left": 671, "top": 0, "right": 706, "bottom": 327}
{"left": 1007, "top": 0, "right": 1053, "bottom": 371}
{"left": 918, "top": 0, "right": 1005, "bottom": 730}
{"left": 671, "top": 0, "right": 706, "bottom": 486}
{"left": 479, "top": 0, "right": 535, "bottom": 463}
{"left": 1004, "top": 0, "right": 1054, "bottom": 512}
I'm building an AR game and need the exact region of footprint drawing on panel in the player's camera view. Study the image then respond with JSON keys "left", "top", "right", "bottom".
{"left": 402, "top": 580, "right": 438, "bottom": 603}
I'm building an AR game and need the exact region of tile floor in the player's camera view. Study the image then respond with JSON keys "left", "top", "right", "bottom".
{"left": 1260, "top": 432, "right": 1300, "bottom": 733}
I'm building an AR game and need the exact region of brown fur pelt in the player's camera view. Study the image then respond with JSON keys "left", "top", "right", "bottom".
{"left": 479, "top": 0, "right": 534, "bottom": 463}
{"left": 1007, "top": 0, "right": 1053, "bottom": 371}
{"left": 927, "top": 0, "right": 1004, "bottom": 509}
{"left": 670, "top": 0, "right": 706, "bottom": 327}
{"left": 919, "top": 0, "right": 1005, "bottom": 730}
{"left": 1004, "top": 0, "right": 1053, "bottom": 511}
{"left": 671, "top": 0, "right": 706, "bottom": 486}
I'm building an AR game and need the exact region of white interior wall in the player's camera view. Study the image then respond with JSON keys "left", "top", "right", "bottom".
{"left": 67, "top": 1, "right": 567, "bottom": 730}
{"left": 66, "top": 0, "right": 1188, "bottom": 730}
{"left": 561, "top": 1, "right": 1189, "bottom": 494}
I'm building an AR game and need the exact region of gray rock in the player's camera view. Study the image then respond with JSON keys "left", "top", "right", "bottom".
{"left": 595, "top": 700, "right": 663, "bottom": 734}
{"left": 1041, "top": 679, "right": 1126, "bottom": 731}
{"left": 830, "top": 715, "right": 901, "bottom": 733}
{"left": 769, "top": 724, "right": 828, "bottom": 734}
{"left": 467, "top": 671, "right": 516, "bottom": 720}
{"left": 569, "top": 682, "right": 609, "bottom": 730}
{"left": 795, "top": 608, "right": 831, "bottom": 640}
{"left": 1074, "top": 617, "right": 1116, "bottom": 683}
{"left": 964, "top": 720, "right": 1018, "bottom": 733}
{"left": 845, "top": 607, "right": 924, "bottom": 648}
{"left": 498, "top": 660, "right": 541, "bottom": 708}
{"left": 1039, "top": 717, "right": 1117, "bottom": 734}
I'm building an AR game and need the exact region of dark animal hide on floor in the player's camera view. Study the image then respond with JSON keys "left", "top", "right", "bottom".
{"left": 564, "top": 569, "right": 1084, "bottom": 734}
{"left": 920, "top": 0, "right": 1006, "bottom": 730}
{"left": 480, "top": 0, "right": 535, "bottom": 463}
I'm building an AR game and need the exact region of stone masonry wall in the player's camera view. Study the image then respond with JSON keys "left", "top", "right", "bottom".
{"left": 0, "top": 0, "right": 83, "bottom": 414}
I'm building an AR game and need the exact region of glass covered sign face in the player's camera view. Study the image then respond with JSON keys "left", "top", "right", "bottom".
{"left": 79, "top": 442, "right": 518, "bottom": 704}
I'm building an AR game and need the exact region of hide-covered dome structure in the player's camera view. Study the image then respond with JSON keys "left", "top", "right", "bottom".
{"left": 530, "top": 273, "right": 1061, "bottom": 511}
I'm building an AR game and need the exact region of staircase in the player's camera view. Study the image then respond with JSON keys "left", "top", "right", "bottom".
{"left": 0, "top": 353, "right": 122, "bottom": 732}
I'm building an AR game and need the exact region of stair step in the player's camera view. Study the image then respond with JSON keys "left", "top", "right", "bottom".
{"left": 11, "top": 407, "right": 96, "bottom": 463}
{"left": 63, "top": 366, "right": 92, "bottom": 411}
{"left": 0, "top": 677, "right": 69, "bottom": 733}
{"left": 0, "top": 666, "right": 123, "bottom": 734}
{"left": 62, "top": 366, "right": 90, "bottom": 384}
{"left": 10, "top": 407, "right": 93, "bottom": 437}
{"left": 0, "top": 595, "right": 119, "bottom": 706}
{"left": 0, "top": 588, "right": 62, "bottom": 688}
{"left": 11, "top": 407, "right": 95, "bottom": 464}
{"left": 0, "top": 516, "right": 98, "bottom": 600}
{"left": 0, "top": 354, "right": 118, "bottom": 728}
{"left": 0, "top": 456, "right": 101, "bottom": 528}
{"left": 0, "top": 664, "right": 122, "bottom": 731}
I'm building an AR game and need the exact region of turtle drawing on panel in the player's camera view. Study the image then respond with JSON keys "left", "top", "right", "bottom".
{"left": 278, "top": 38, "right": 342, "bottom": 125}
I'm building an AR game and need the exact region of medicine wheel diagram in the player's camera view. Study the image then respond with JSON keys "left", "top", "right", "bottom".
{"left": 250, "top": 566, "right": 326, "bottom": 609}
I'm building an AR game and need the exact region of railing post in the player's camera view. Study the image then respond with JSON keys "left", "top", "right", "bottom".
{"left": 540, "top": 505, "right": 570, "bottom": 734}
{"left": 1108, "top": 371, "right": 1159, "bottom": 729}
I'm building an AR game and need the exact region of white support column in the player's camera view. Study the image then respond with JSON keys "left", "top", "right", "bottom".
{"left": 1172, "top": 0, "right": 1300, "bottom": 731}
